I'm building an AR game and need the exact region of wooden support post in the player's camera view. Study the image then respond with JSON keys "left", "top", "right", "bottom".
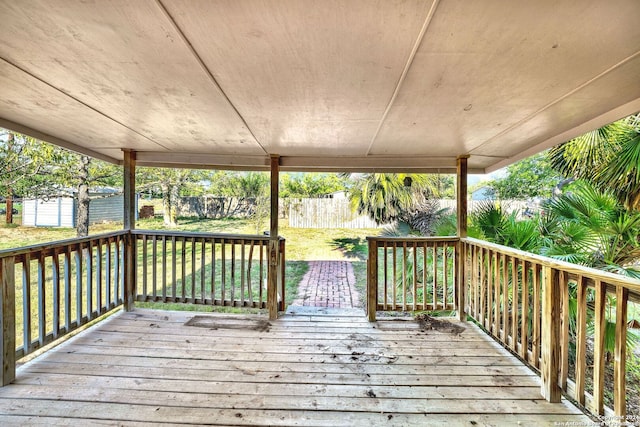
{"left": 268, "top": 155, "right": 280, "bottom": 320}
{"left": 541, "top": 266, "right": 561, "bottom": 402}
{"left": 1, "top": 258, "right": 16, "bottom": 386}
{"left": 456, "top": 155, "right": 468, "bottom": 321}
{"left": 367, "top": 238, "right": 377, "bottom": 322}
{"left": 123, "top": 149, "right": 136, "bottom": 312}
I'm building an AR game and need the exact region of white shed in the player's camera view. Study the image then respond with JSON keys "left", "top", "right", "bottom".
{"left": 22, "top": 194, "right": 137, "bottom": 227}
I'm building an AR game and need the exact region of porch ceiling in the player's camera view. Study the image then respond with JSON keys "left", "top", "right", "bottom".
{"left": 0, "top": 0, "right": 639, "bottom": 173}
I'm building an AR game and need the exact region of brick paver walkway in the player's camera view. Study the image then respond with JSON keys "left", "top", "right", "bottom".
{"left": 290, "top": 261, "right": 360, "bottom": 308}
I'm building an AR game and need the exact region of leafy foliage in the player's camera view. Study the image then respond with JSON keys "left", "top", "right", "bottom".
{"left": 138, "top": 167, "right": 208, "bottom": 227}
{"left": 280, "top": 173, "right": 345, "bottom": 198}
{"left": 487, "top": 153, "right": 562, "bottom": 200}
{"left": 549, "top": 114, "right": 640, "bottom": 211}
{"left": 348, "top": 173, "right": 438, "bottom": 225}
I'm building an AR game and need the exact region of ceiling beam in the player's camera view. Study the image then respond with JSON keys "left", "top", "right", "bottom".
{"left": 0, "top": 117, "right": 120, "bottom": 164}
{"left": 135, "top": 151, "right": 484, "bottom": 173}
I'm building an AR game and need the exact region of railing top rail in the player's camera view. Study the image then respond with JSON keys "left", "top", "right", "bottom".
{"left": 462, "top": 237, "right": 640, "bottom": 293}
{"left": 131, "top": 229, "right": 283, "bottom": 242}
{"left": 367, "top": 236, "right": 459, "bottom": 244}
{"left": 0, "top": 230, "right": 128, "bottom": 259}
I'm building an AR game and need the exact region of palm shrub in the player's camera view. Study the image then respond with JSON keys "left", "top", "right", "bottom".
{"left": 541, "top": 181, "right": 640, "bottom": 278}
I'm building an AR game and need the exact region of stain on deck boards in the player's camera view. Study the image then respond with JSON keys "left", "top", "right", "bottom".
{"left": 184, "top": 315, "right": 272, "bottom": 332}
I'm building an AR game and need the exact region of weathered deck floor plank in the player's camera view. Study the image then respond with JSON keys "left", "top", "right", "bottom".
{"left": 0, "top": 309, "right": 592, "bottom": 426}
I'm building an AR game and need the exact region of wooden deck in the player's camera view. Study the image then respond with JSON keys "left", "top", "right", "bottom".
{"left": 0, "top": 308, "right": 591, "bottom": 426}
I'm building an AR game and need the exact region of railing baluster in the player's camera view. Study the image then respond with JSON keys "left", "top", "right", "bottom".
{"left": 520, "top": 260, "right": 529, "bottom": 361}
{"left": 162, "top": 236, "right": 167, "bottom": 302}
{"left": 172, "top": 236, "right": 177, "bottom": 301}
{"left": 472, "top": 246, "right": 479, "bottom": 320}
{"left": 367, "top": 238, "right": 377, "bottom": 321}
{"left": 383, "top": 242, "right": 388, "bottom": 310}
{"left": 151, "top": 235, "right": 157, "bottom": 300}
{"left": 22, "top": 254, "right": 31, "bottom": 354}
{"left": 86, "top": 244, "right": 93, "bottom": 318}
{"left": 402, "top": 242, "right": 407, "bottom": 311}
{"left": 241, "top": 240, "right": 246, "bottom": 307}
{"left": 142, "top": 235, "right": 148, "bottom": 299}
{"left": 392, "top": 242, "right": 397, "bottom": 310}
{"left": 221, "top": 240, "right": 226, "bottom": 304}
{"left": 213, "top": 239, "right": 218, "bottom": 304}
{"left": 37, "top": 252, "right": 46, "bottom": 347}
{"left": 52, "top": 249, "right": 60, "bottom": 338}
{"left": 613, "top": 284, "right": 628, "bottom": 417}
{"left": 442, "top": 243, "right": 448, "bottom": 309}
{"left": 75, "top": 246, "right": 82, "bottom": 326}
{"left": 480, "top": 250, "right": 486, "bottom": 328}
{"left": 105, "top": 239, "right": 112, "bottom": 308}
{"left": 559, "top": 270, "right": 569, "bottom": 391}
{"left": 493, "top": 251, "right": 500, "bottom": 337}
{"left": 510, "top": 257, "right": 517, "bottom": 351}
{"left": 422, "top": 242, "right": 427, "bottom": 310}
{"left": 191, "top": 237, "right": 196, "bottom": 302}
{"left": 413, "top": 241, "right": 418, "bottom": 311}
{"left": 231, "top": 241, "right": 236, "bottom": 304}
{"left": 486, "top": 250, "right": 493, "bottom": 331}
{"left": 501, "top": 254, "right": 508, "bottom": 342}
{"left": 575, "top": 275, "right": 587, "bottom": 406}
{"left": 592, "top": 279, "right": 606, "bottom": 415}
{"left": 200, "top": 238, "right": 206, "bottom": 304}
{"left": 114, "top": 239, "right": 121, "bottom": 304}
{"left": 431, "top": 242, "right": 436, "bottom": 311}
{"left": 64, "top": 247, "right": 71, "bottom": 332}
{"left": 96, "top": 240, "right": 103, "bottom": 313}
{"left": 180, "top": 237, "right": 185, "bottom": 301}
{"left": 532, "top": 263, "right": 541, "bottom": 368}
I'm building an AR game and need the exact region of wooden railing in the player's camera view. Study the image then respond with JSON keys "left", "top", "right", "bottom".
{"left": 462, "top": 237, "right": 640, "bottom": 420}
{"left": 0, "top": 229, "right": 286, "bottom": 387}
{"left": 132, "top": 230, "right": 285, "bottom": 310}
{"left": 366, "top": 237, "right": 459, "bottom": 321}
{"left": 0, "top": 231, "right": 128, "bottom": 384}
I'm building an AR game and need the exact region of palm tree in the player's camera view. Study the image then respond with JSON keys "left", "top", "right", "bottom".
{"left": 549, "top": 113, "right": 640, "bottom": 211}
{"left": 542, "top": 181, "right": 640, "bottom": 278}
{"left": 348, "top": 173, "right": 438, "bottom": 225}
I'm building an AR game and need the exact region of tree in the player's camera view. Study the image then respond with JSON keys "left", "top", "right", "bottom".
{"left": 487, "top": 153, "right": 562, "bottom": 200}
{"left": 347, "top": 173, "right": 438, "bottom": 224}
{"left": 1, "top": 130, "right": 120, "bottom": 235}
{"left": 280, "top": 173, "right": 346, "bottom": 198}
{"left": 549, "top": 113, "right": 640, "bottom": 211}
{"left": 138, "top": 167, "right": 206, "bottom": 227}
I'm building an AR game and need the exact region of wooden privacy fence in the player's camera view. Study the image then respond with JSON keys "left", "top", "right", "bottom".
{"left": 0, "top": 231, "right": 128, "bottom": 384}
{"left": 462, "top": 237, "right": 640, "bottom": 420}
{"left": 132, "top": 230, "right": 285, "bottom": 310}
{"left": 366, "top": 237, "right": 459, "bottom": 320}
{"left": 287, "top": 198, "right": 381, "bottom": 229}
{"left": 289, "top": 198, "right": 532, "bottom": 229}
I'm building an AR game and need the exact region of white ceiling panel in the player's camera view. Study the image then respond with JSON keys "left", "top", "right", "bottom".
{"left": 0, "top": 0, "right": 638, "bottom": 172}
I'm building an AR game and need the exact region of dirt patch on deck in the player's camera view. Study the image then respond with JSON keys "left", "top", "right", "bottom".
{"left": 184, "top": 316, "right": 271, "bottom": 332}
{"left": 415, "top": 314, "right": 465, "bottom": 335}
